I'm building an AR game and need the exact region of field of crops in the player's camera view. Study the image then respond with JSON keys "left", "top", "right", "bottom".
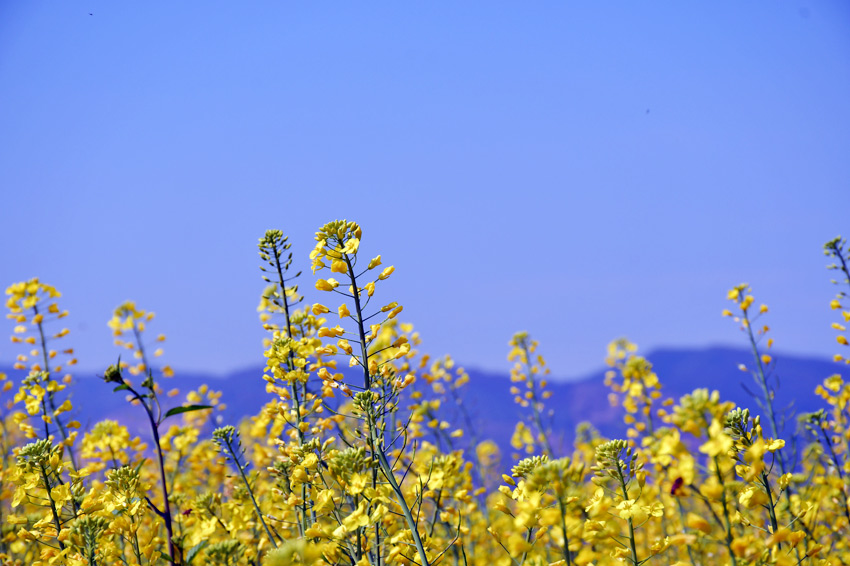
{"left": 1, "top": 222, "right": 848, "bottom": 566}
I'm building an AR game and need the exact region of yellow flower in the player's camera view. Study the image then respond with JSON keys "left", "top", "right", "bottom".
{"left": 313, "top": 489, "right": 335, "bottom": 513}
{"left": 616, "top": 499, "right": 647, "bottom": 522}
{"left": 650, "top": 537, "right": 670, "bottom": 554}
{"left": 645, "top": 501, "right": 664, "bottom": 517}
{"left": 686, "top": 512, "right": 712, "bottom": 534}
{"left": 50, "top": 483, "right": 71, "bottom": 505}
{"left": 342, "top": 238, "right": 360, "bottom": 255}
{"left": 699, "top": 420, "right": 733, "bottom": 457}
{"left": 318, "top": 326, "right": 345, "bottom": 338}
{"left": 738, "top": 485, "right": 768, "bottom": 508}
{"left": 315, "top": 279, "right": 339, "bottom": 292}
{"left": 765, "top": 527, "right": 795, "bottom": 547}
{"left": 584, "top": 487, "right": 605, "bottom": 514}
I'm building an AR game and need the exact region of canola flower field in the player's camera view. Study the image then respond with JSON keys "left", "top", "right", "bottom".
{"left": 1, "top": 222, "right": 849, "bottom": 566}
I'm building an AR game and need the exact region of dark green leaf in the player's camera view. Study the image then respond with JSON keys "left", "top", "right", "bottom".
{"left": 185, "top": 540, "right": 209, "bottom": 564}
{"left": 164, "top": 404, "right": 213, "bottom": 419}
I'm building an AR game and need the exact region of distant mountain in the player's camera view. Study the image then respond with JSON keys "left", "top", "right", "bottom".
{"left": 1, "top": 346, "right": 842, "bottom": 462}
{"left": 435, "top": 346, "right": 840, "bottom": 459}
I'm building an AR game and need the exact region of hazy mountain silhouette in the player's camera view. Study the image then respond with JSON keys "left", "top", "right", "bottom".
{"left": 2, "top": 346, "right": 841, "bottom": 462}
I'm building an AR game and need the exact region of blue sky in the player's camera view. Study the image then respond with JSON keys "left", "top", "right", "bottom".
{"left": 1, "top": 2, "right": 849, "bottom": 379}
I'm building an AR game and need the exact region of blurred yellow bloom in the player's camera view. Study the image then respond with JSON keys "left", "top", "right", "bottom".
{"left": 686, "top": 513, "right": 712, "bottom": 534}
{"left": 315, "top": 279, "right": 339, "bottom": 292}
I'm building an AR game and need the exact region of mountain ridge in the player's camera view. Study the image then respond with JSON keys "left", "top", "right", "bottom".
{"left": 1, "top": 346, "right": 842, "bottom": 460}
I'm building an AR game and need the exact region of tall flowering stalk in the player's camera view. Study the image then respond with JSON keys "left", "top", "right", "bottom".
{"left": 258, "top": 229, "right": 314, "bottom": 536}
{"left": 824, "top": 236, "right": 850, "bottom": 364}
{"left": 213, "top": 425, "right": 278, "bottom": 548}
{"left": 723, "top": 285, "right": 789, "bottom": 475}
{"left": 2, "top": 223, "right": 850, "bottom": 564}
{"left": 508, "top": 332, "right": 555, "bottom": 457}
{"left": 591, "top": 440, "right": 663, "bottom": 565}
{"left": 310, "top": 220, "right": 431, "bottom": 566}
{"left": 605, "top": 339, "right": 664, "bottom": 440}
{"left": 6, "top": 279, "right": 78, "bottom": 462}
{"left": 103, "top": 303, "right": 210, "bottom": 564}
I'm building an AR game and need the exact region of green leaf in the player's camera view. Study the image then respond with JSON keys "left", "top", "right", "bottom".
{"left": 185, "top": 540, "right": 209, "bottom": 564}
{"left": 164, "top": 404, "right": 213, "bottom": 419}
{"left": 113, "top": 384, "right": 130, "bottom": 392}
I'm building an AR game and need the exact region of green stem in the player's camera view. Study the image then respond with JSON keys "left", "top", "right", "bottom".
{"left": 271, "top": 249, "right": 310, "bottom": 536}
{"left": 225, "top": 438, "right": 278, "bottom": 549}
{"left": 832, "top": 246, "right": 850, "bottom": 293}
{"left": 713, "top": 456, "right": 739, "bottom": 566}
{"left": 674, "top": 498, "right": 697, "bottom": 566}
{"left": 760, "top": 471, "right": 780, "bottom": 548}
{"left": 616, "top": 462, "right": 639, "bottom": 566}
{"left": 742, "top": 307, "right": 786, "bottom": 475}
{"left": 130, "top": 517, "right": 144, "bottom": 566}
{"left": 558, "top": 499, "right": 573, "bottom": 566}
{"left": 820, "top": 427, "right": 850, "bottom": 526}
{"left": 520, "top": 340, "right": 554, "bottom": 456}
{"left": 122, "top": 380, "right": 177, "bottom": 565}
{"left": 40, "top": 464, "right": 65, "bottom": 551}
{"left": 342, "top": 253, "right": 371, "bottom": 391}
{"left": 34, "top": 307, "right": 78, "bottom": 470}
{"left": 341, "top": 250, "right": 430, "bottom": 566}
{"left": 148, "top": 409, "right": 179, "bottom": 562}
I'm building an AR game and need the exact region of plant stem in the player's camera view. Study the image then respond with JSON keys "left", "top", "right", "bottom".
{"left": 40, "top": 464, "right": 65, "bottom": 551}
{"left": 820, "top": 427, "right": 850, "bottom": 526}
{"left": 616, "top": 461, "right": 638, "bottom": 566}
{"left": 272, "top": 248, "right": 310, "bottom": 535}
{"left": 147, "top": 407, "right": 178, "bottom": 563}
{"left": 519, "top": 340, "right": 554, "bottom": 457}
{"left": 342, "top": 250, "right": 430, "bottom": 566}
{"left": 742, "top": 308, "right": 786, "bottom": 475}
{"left": 225, "top": 438, "right": 278, "bottom": 549}
{"left": 713, "top": 456, "right": 739, "bottom": 566}
{"left": 558, "top": 499, "right": 573, "bottom": 566}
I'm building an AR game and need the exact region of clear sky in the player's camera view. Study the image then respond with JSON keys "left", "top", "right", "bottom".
{"left": 1, "top": 2, "right": 849, "bottom": 379}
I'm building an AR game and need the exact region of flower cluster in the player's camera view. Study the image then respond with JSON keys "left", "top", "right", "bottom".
{"left": 1, "top": 223, "right": 848, "bottom": 566}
